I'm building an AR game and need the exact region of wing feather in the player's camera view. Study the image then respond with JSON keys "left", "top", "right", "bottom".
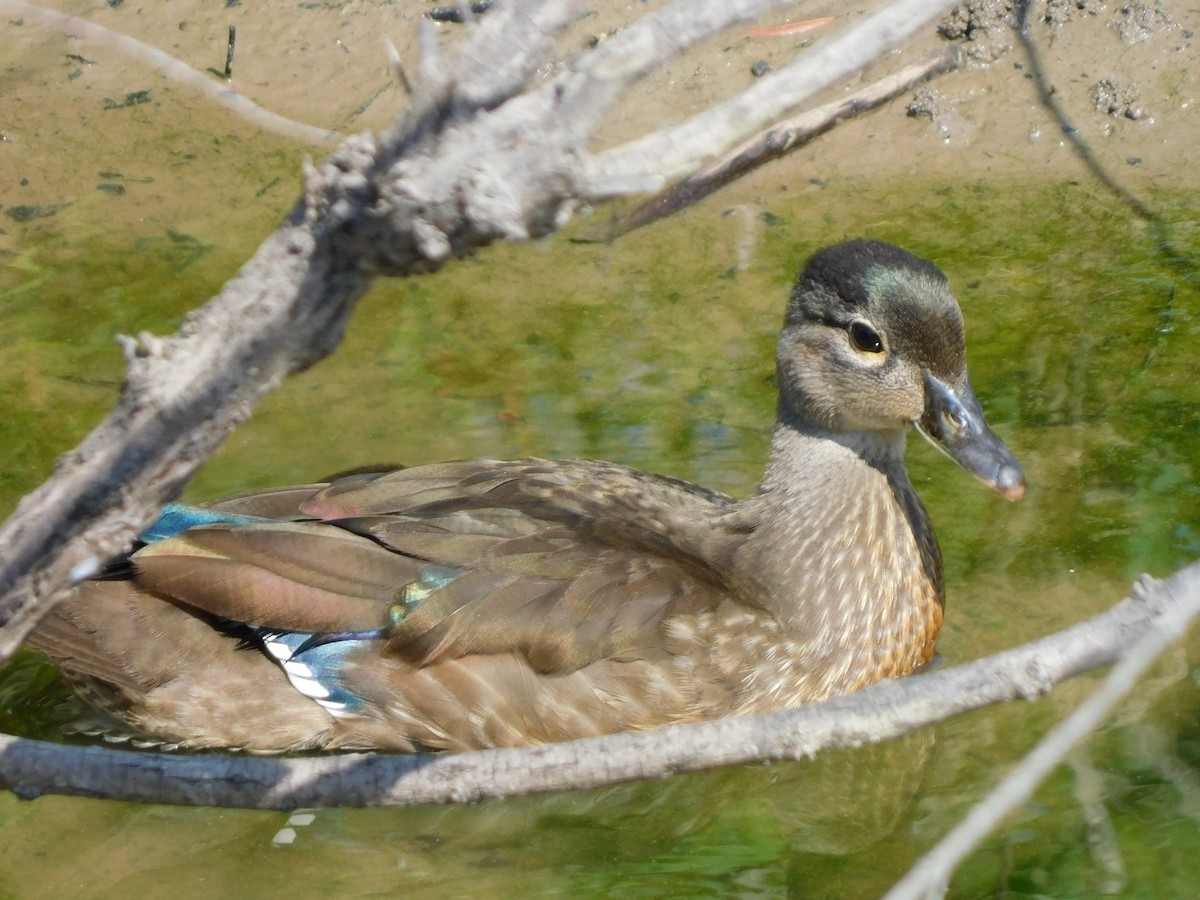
{"left": 126, "top": 458, "right": 737, "bottom": 677}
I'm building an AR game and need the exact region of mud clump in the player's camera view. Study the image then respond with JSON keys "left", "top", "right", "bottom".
{"left": 1111, "top": 1, "right": 1177, "bottom": 44}
{"left": 939, "top": 0, "right": 1017, "bottom": 63}
{"left": 1093, "top": 78, "right": 1147, "bottom": 120}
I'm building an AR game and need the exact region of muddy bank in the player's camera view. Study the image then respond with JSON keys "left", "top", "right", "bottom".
{"left": 0, "top": 1, "right": 1194, "bottom": 255}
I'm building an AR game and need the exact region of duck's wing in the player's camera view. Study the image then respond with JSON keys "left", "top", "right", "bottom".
{"left": 131, "top": 458, "right": 739, "bottom": 676}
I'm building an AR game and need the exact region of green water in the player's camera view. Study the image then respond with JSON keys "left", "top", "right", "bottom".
{"left": 1, "top": 173, "right": 1198, "bottom": 897}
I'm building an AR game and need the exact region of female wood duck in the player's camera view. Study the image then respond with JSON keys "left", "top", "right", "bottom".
{"left": 29, "top": 240, "right": 1024, "bottom": 753}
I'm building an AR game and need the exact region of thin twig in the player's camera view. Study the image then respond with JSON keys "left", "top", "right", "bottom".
{"left": 608, "top": 45, "right": 960, "bottom": 236}
{"left": 884, "top": 571, "right": 1200, "bottom": 900}
{"left": 1, "top": 0, "right": 339, "bottom": 146}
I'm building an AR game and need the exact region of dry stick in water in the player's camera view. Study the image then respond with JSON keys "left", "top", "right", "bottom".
{"left": 2, "top": 567, "right": 1199, "bottom": 809}
{"left": 224, "top": 25, "right": 237, "bottom": 80}
{"left": 885, "top": 569, "right": 1200, "bottom": 900}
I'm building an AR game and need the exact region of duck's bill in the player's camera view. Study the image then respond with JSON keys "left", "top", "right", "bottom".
{"left": 916, "top": 371, "right": 1026, "bottom": 502}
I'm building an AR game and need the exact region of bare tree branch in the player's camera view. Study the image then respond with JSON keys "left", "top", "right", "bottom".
{"left": 2, "top": 564, "right": 1197, "bottom": 809}
{"left": 581, "top": 0, "right": 962, "bottom": 195}
{"left": 452, "top": 0, "right": 587, "bottom": 110}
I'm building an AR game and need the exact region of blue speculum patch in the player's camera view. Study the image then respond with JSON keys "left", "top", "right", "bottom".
{"left": 139, "top": 503, "right": 266, "bottom": 543}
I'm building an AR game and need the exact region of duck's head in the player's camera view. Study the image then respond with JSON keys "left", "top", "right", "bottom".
{"left": 777, "top": 239, "right": 1024, "bottom": 501}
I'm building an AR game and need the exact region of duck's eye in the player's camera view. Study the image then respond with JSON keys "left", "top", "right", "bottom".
{"left": 849, "top": 320, "right": 884, "bottom": 354}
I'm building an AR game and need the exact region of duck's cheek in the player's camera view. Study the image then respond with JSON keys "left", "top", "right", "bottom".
{"left": 872, "top": 367, "right": 926, "bottom": 421}
{"left": 896, "top": 392, "right": 926, "bottom": 424}
{"left": 840, "top": 375, "right": 924, "bottom": 430}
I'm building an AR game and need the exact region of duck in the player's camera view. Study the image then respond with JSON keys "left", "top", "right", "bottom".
{"left": 28, "top": 239, "right": 1024, "bottom": 753}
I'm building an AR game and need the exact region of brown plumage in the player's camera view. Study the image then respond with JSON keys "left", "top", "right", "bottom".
{"left": 28, "top": 240, "right": 1024, "bottom": 752}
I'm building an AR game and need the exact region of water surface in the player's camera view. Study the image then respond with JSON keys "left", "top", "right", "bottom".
{"left": 2, "top": 2, "right": 1199, "bottom": 896}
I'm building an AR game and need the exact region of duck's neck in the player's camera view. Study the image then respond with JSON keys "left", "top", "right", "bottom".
{"left": 726, "top": 417, "right": 944, "bottom": 668}
{"left": 760, "top": 417, "right": 909, "bottom": 497}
